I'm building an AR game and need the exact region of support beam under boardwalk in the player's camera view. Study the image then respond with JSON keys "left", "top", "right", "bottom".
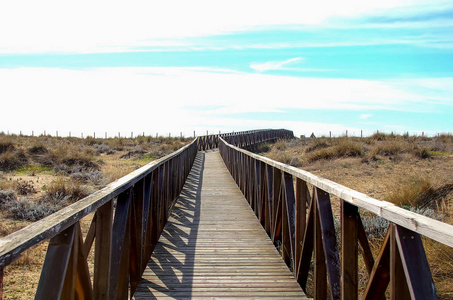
{"left": 134, "top": 150, "right": 307, "bottom": 299}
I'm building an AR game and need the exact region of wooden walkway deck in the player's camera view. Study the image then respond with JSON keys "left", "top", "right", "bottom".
{"left": 133, "top": 150, "right": 307, "bottom": 299}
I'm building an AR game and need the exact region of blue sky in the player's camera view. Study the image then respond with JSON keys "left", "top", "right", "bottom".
{"left": 1, "top": 0, "right": 452, "bottom": 137}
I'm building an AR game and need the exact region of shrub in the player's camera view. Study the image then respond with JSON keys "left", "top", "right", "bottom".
{"left": 0, "top": 142, "right": 15, "bottom": 154}
{"left": 42, "top": 178, "right": 89, "bottom": 204}
{"left": 371, "top": 140, "right": 405, "bottom": 157}
{"left": 5, "top": 198, "right": 58, "bottom": 221}
{"left": 385, "top": 177, "right": 435, "bottom": 208}
{"left": 94, "top": 143, "right": 111, "bottom": 154}
{"left": 27, "top": 144, "right": 48, "bottom": 154}
{"left": 305, "top": 139, "right": 330, "bottom": 153}
{"left": 0, "top": 189, "right": 17, "bottom": 208}
{"left": 335, "top": 139, "right": 363, "bottom": 157}
{"left": 362, "top": 215, "right": 389, "bottom": 241}
{"left": 369, "top": 132, "right": 389, "bottom": 141}
{"left": 70, "top": 170, "right": 104, "bottom": 185}
{"left": 254, "top": 143, "right": 271, "bottom": 153}
{"left": 414, "top": 147, "right": 432, "bottom": 159}
{"left": 268, "top": 151, "right": 301, "bottom": 167}
{"left": 306, "top": 139, "right": 362, "bottom": 162}
{"left": 15, "top": 180, "right": 37, "bottom": 195}
{"left": 0, "top": 150, "right": 28, "bottom": 171}
{"left": 274, "top": 140, "right": 287, "bottom": 150}
{"left": 50, "top": 145, "right": 100, "bottom": 171}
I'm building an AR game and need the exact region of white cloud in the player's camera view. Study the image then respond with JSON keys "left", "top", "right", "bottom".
{"left": 1, "top": 67, "right": 451, "bottom": 136}
{"left": 250, "top": 57, "right": 303, "bottom": 72}
{"left": 1, "top": 0, "right": 451, "bottom": 53}
{"left": 360, "top": 114, "right": 373, "bottom": 120}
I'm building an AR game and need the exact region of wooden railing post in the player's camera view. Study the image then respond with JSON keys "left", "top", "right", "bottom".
{"left": 341, "top": 200, "right": 358, "bottom": 300}
{"left": 36, "top": 225, "right": 76, "bottom": 299}
{"left": 94, "top": 200, "right": 113, "bottom": 299}
{"left": 109, "top": 189, "right": 132, "bottom": 300}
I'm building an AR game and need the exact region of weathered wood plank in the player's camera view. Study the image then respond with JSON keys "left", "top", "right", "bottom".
{"left": 35, "top": 225, "right": 75, "bottom": 299}
{"left": 341, "top": 200, "right": 358, "bottom": 300}
{"left": 134, "top": 150, "right": 307, "bottom": 299}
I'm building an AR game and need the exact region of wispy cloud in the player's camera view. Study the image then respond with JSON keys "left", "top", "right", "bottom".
{"left": 250, "top": 57, "right": 303, "bottom": 72}
{"left": 360, "top": 114, "right": 373, "bottom": 120}
{"left": 1, "top": 67, "right": 451, "bottom": 136}
{"left": 1, "top": 0, "right": 452, "bottom": 54}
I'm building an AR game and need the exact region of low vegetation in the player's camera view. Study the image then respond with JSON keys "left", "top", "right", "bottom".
{"left": 258, "top": 133, "right": 453, "bottom": 299}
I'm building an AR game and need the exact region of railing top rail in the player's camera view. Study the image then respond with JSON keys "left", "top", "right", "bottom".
{"left": 200, "top": 129, "right": 291, "bottom": 137}
{"left": 220, "top": 137, "right": 453, "bottom": 248}
{"left": 0, "top": 138, "right": 198, "bottom": 269}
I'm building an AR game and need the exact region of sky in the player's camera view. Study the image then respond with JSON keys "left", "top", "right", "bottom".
{"left": 0, "top": 0, "right": 452, "bottom": 138}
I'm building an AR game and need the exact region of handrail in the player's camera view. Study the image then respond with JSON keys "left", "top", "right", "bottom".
{"left": 219, "top": 137, "right": 451, "bottom": 299}
{"left": 0, "top": 138, "right": 199, "bottom": 299}
{"left": 196, "top": 129, "right": 294, "bottom": 151}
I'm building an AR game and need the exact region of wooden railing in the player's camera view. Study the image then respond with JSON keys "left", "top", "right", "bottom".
{"left": 219, "top": 137, "right": 453, "bottom": 300}
{"left": 197, "top": 129, "right": 294, "bottom": 151}
{"left": 0, "top": 138, "right": 198, "bottom": 299}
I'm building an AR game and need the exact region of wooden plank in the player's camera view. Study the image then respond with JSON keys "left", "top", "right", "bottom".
{"left": 316, "top": 188, "right": 341, "bottom": 299}
{"left": 109, "top": 189, "right": 132, "bottom": 299}
{"left": 130, "top": 180, "right": 145, "bottom": 295}
{"left": 358, "top": 215, "right": 375, "bottom": 274}
{"left": 283, "top": 172, "right": 296, "bottom": 271}
{"left": 313, "top": 194, "right": 327, "bottom": 300}
{"left": 296, "top": 194, "right": 314, "bottom": 291}
{"left": 363, "top": 228, "right": 391, "bottom": 300}
{"left": 134, "top": 151, "right": 306, "bottom": 299}
{"left": 395, "top": 225, "right": 438, "bottom": 299}
{"left": 390, "top": 224, "right": 410, "bottom": 300}
{"left": 341, "top": 200, "right": 358, "bottom": 300}
{"left": 61, "top": 223, "right": 78, "bottom": 300}
{"left": 35, "top": 225, "right": 75, "bottom": 300}
{"left": 82, "top": 213, "right": 96, "bottom": 259}
{"left": 74, "top": 223, "right": 94, "bottom": 300}
{"left": 272, "top": 167, "right": 282, "bottom": 242}
{"left": 94, "top": 200, "right": 113, "bottom": 300}
{"left": 294, "top": 178, "right": 307, "bottom": 277}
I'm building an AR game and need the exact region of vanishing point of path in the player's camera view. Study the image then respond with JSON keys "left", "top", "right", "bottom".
{"left": 133, "top": 150, "right": 307, "bottom": 299}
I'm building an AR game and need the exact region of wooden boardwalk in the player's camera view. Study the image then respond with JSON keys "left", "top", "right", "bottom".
{"left": 134, "top": 150, "right": 307, "bottom": 299}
